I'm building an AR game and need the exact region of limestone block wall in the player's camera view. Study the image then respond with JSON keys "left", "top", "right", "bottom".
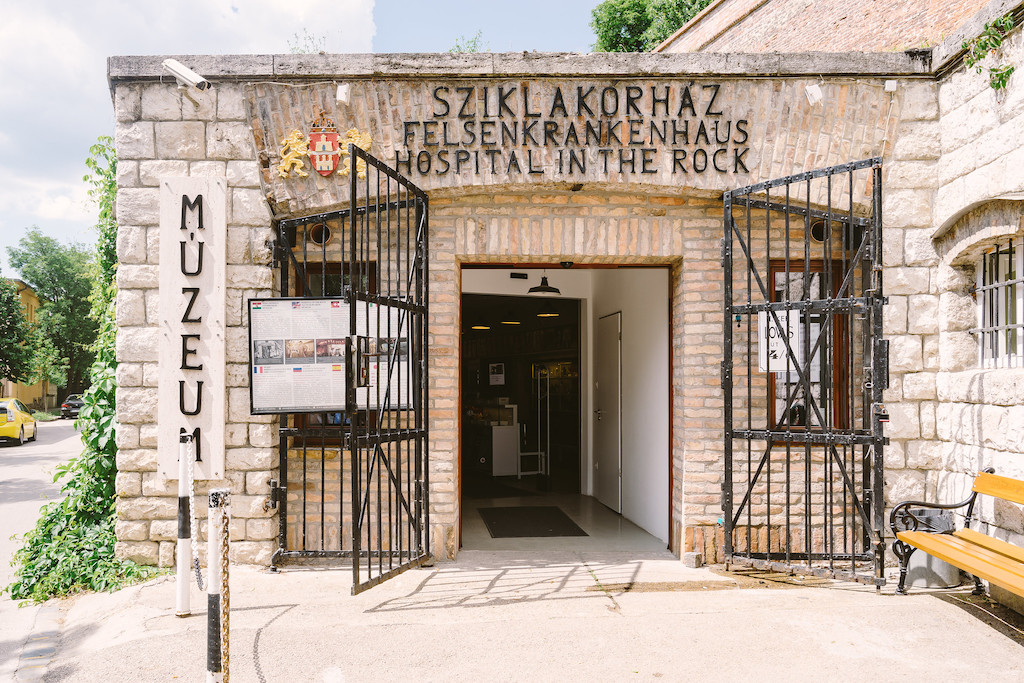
{"left": 934, "top": 14, "right": 1024, "bottom": 232}
{"left": 884, "top": 21, "right": 1024, "bottom": 546}
{"left": 112, "top": 80, "right": 278, "bottom": 567}
{"left": 933, "top": 25, "right": 1024, "bottom": 545}
{"left": 876, "top": 79, "right": 945, "bottom": 513}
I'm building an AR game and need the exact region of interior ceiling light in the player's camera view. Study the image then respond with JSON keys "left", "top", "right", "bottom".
{"left": 471, "top": 325, "right": 490, "bottom": 330}
{"left": 528, "top": 275, "right": 561, "bottom": 295}
{"left": 499, "top": 305, "right": 520, "bottom": 325}
{"left": 537, "top": 302, "right": 559, "bottom": 318}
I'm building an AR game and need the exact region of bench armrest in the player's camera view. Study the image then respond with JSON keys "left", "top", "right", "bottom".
{"left": 889, "top": 467, "right": 996, "bottom": 536}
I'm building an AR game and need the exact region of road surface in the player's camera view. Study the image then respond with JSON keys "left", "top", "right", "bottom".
{"left": 0, "top": 419, "right": 84, "bottom": 680}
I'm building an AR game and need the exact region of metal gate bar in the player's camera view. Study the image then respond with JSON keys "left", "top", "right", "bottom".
{"left": 722, "top": 158, "right": 887, "bottom": 586}
{"left": 270, "top": 145, "right": 429, "bottom": 594}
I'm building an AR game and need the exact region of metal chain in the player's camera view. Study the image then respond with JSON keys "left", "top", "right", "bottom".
{"left": 187, "top": 439, "right": 205, "bottom": 591}
{"left": 220, "top": 501, "right": 230, "bottom": 682}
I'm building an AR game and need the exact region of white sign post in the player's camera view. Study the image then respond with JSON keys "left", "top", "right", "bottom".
{"left": 158, "top": 178, "right": 227, "bottom": 480}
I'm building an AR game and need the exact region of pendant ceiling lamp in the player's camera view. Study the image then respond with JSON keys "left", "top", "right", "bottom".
{"left": 528, "top": 273, "right": 561, "bottom": 295}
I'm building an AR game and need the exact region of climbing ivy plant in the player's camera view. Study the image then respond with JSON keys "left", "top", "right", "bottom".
{"left": 4, "top": 137, "right": 159, "bottom": 603}
{"left": 963, "top": 14, "right": 1016, "bottom": 90}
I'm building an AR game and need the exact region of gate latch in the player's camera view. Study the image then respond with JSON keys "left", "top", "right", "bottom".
{"left": 873, "top": 403, "right": 890, "bottom": 423}
{"left": 353, "top": 336, "right": 371, "bottom": 388}
{"left": 264, "top": 479, "right": 286, "bottom": 511}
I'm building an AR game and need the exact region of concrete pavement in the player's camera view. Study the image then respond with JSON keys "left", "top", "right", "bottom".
{"left": 20, "top": 549, "right": 1024, "bottom": 682}
{"left": 0, "top": 420, "right": 81, "bottom": 682}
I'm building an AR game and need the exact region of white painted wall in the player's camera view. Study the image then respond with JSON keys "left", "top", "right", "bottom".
{"left": 461, "top": 269, "right": 593, "bottom": 299}
{"left": 593, "top": 269, "right": 670, "bottom": 542}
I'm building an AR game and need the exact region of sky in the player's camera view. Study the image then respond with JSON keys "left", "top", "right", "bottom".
{"left": 0, "top": 0, "right": 599, "bottom": 279}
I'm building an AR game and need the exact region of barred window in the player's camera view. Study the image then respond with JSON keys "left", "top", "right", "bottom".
{"left": 974, "top": 238, "right": 1024, "bottom": 367}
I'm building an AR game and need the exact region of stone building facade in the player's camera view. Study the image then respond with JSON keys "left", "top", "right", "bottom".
{"left": 108, "top": 1, "right": 1023, "bottom": 579}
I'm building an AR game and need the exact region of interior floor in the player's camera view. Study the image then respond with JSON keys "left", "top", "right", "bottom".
{"left": 461, "top": 477, "right": 667, "bottom": 552}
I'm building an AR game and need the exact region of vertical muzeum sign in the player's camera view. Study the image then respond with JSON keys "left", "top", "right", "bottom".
{"left": 158, "top": 178, "right": 226, "bottom": 480}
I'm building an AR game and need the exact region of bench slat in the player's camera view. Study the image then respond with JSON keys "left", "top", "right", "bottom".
{"left": 897, "top": 530, "right": 1024, "bottom": 597}
{"left": 954, "top": 528, "right": 1024, "bottom": 565}
{"left": 973, "top": 472, "right": 1024, "bottom": 506}
{"left": 902, "top": 532, "right": 1024, "bottom": 581}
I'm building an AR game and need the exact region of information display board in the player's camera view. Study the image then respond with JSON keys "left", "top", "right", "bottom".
{"left": 248, "top": 298, "right": 411, "bottom": 414}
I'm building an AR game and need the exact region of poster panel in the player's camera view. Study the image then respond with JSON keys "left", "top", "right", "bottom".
{"left": 248, "top": 298, "right": 412, "bottom": 413}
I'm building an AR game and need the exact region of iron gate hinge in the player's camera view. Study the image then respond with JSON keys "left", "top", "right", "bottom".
{"left": 874, "top": 338, "right": 890, "bottom": 390}
{"left": 720, "top": 360, "right": 731, "bottom": 390}
{"left": 264, "top": 479, "right": 285, "bottom": 511}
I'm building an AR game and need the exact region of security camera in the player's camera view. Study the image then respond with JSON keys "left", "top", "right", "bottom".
{"left": 162, "top": 59, "right": 211, "bottom": 91}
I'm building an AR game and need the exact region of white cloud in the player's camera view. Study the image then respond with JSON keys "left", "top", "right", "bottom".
{"left": 0, "top": 169, "right": 93, "bottom": 226}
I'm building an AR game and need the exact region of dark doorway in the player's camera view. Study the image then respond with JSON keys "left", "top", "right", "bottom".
{"left": 461, "top": 294, "right": 582, "bottom": 498}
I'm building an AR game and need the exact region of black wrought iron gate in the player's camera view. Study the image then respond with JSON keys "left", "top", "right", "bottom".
{"left": 722, "top": 158, "right": 887, "bottom": 585}
{"left": 271, "top": 146, "right": 429, "bottom": 593}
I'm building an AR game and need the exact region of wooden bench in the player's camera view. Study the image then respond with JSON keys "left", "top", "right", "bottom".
{"left": 890, "top": 468, "right": 1024, "bottom": 596}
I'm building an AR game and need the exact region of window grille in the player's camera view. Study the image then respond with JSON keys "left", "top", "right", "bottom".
{"left": 974, "top": 238, "right": 1024, "bottom": 367}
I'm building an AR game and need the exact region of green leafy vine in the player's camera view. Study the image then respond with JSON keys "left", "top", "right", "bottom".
{"left": 962, "top": 14, "right": 1016, "bottom": 90}
{"left": 4, "top": 137, "right": 159, "bottom": 603}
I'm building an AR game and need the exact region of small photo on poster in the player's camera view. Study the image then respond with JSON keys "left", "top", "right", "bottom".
{"left": 315, "top": 338, "right": 347, "bottom": 363}
{"left": 286, "top": 339, "right": 316, "bottom": 364}
{"left": 378, "top": 337, "right": 409, "bottom": 359}
{"left": 489, "top": 362, "right": 505, "bottom": 386}
{"left": 253, "top": 339, "right": 284, "bottom": 364}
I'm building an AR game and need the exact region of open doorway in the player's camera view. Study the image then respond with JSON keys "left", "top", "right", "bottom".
{"left": 461, "top": 293, "right": 581, "bottom": 498}
{"left": 459, "top": 266, "right": 671, "bottom": 552}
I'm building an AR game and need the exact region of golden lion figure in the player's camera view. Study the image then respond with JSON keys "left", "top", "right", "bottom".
{"left": 277, "top": 129, "right": 309, "bottom": 178}
{"left": 339, "top": 128, "right": 373, "bottom": 179}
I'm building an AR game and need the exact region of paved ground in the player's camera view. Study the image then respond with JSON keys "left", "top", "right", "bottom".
{"left": 21, "top": 549, "right": 1024, "bottom": 682}
{"left": 0, "top": 419, "right": 81, "bottom": 682}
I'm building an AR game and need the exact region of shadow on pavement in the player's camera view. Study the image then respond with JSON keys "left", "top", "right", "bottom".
{"left": 0, "top": 477, "right": 61, "bottom": 505}
{"left": 366, "top": 555, "right": 647, "bottom": 613}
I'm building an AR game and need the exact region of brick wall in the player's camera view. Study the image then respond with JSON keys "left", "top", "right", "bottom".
{"left": 659, "top": 0, "right": 991, "bottom": 53}
{"left": 246, "top": 77, "right": 899, "bottom": 217}
{"left": 429, "top": 189, "right": 723, "bottom": 555}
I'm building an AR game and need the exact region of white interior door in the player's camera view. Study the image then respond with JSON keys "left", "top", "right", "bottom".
{"left": 594, "top": 312, "right": 622, "bottom": 512}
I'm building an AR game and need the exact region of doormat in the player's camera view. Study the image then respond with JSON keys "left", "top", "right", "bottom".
{"left": 478, "top": 506, "right": 588, "bottom": 538}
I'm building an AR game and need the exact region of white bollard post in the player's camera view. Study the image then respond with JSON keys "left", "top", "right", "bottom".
{"left": 175, "top": 434, "right": 192, "bottom": 617}
{"left": 207, "top": 489, "right": 230, "bottom": 683}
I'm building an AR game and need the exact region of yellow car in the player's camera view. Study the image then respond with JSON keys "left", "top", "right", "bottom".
{"left": 0, "top": 398, "right": 37, "bottom": 445}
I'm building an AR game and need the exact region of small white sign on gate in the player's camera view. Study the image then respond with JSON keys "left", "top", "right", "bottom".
{"left": 757, "top": 310, "right": 802, "bottom": 374}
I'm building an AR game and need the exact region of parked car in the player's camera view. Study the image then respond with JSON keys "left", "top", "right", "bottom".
{"left": 0, "top": 398, "right": 37, "bottom": 445}
{"left": 61, "top": 394, "right": 84, "bottom": 419}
